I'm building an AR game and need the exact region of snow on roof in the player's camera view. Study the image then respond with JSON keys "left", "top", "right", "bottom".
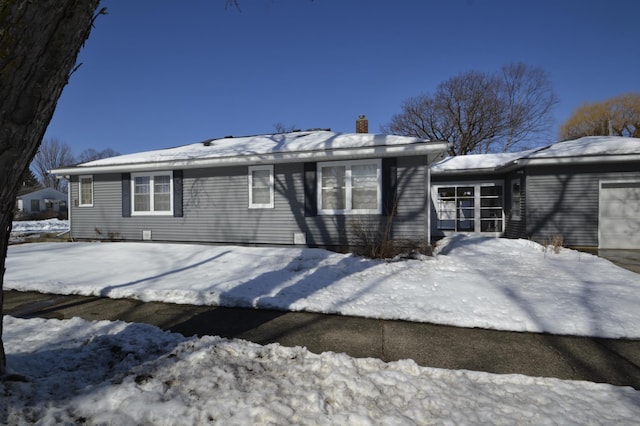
{"left": 431, "top": 136, "right": 640, "bottom": 173}
{"left": 78, "top": 131, "right": 435, "bottom": 168}
{"left": 527, "top": 136, "right": 640, "bottom": 158}
{"left": 430, "top": 150, "right": 535, "bottom": 173}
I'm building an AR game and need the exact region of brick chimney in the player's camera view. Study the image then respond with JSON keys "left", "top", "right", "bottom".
{"left": 356, "top": 114, "right": 368, "bottom": 133}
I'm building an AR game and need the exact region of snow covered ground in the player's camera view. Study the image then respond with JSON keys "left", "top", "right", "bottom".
{"left": 10, "top": 219, "right": 69, "bottom": 234}
{"left": 3, "top": 316, "right": 639, "bottom": 425}
{"left": 9, "top": 219, "right": 69, "bottom": 244}
{"left": 5, "top": 236, "right": 640, "bottom": 338}
{"left": 3, "top": 236, "right": 640, "bottom": 424}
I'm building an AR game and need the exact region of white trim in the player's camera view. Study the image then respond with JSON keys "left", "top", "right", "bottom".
{"left": 51, "top": 142, "right": 449, "bottom": 176}
{"left": 131, "top": 171, "right": 173, "bottom": 216}
{"left": 317, "top": 158, "right": 382, "bottom": 215}
{"left": 248, "top": 165, "right": 274, "bottom": 209}
{"left": 78, "top": 175, "right": 93, "bottom": 207}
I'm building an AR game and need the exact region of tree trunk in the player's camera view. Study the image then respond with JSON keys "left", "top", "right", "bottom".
{"left": 0, "top": 0, "right": 101, "bottom": 376}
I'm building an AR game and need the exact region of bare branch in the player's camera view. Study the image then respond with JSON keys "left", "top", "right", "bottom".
{"left": 384, "top": 64, "right": 558, "bottom": 155}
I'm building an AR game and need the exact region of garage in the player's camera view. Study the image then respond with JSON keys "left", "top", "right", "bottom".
{"left": 599, "top": 181, "right": 640, "bottom": 249}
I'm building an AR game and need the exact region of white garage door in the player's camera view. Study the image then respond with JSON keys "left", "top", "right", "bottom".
{"left": 599, "top": 181, "right": 640, "bottom": 249}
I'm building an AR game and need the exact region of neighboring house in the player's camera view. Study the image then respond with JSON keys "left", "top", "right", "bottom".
{"left": 16, "top": 187, "right": 68, "bottom": 219}
{"left": 430, "top": 136, "right": 640, "bottom": 249}
{"left": 51, "top": 124, "right": 448, "bottom": 248}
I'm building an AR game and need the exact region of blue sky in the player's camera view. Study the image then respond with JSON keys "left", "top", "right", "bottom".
{"left": 44, "top": 0, "right": 640, "bottom": 156}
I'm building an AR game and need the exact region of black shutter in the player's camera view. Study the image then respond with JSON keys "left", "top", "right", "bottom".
{"left": 173, "top": 170, "right": 183, "bottom": 217}
{"left": 303, "top": 162, "right": 317, "bottom": 217}
{"left": 382, "top": 158, "right": 397, "bottom": 216}
{"left": 121, "top": 173, "right": 131, "bottom": 217}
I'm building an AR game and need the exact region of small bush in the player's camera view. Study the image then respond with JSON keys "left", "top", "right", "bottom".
{"left": 542, "top": 234, "right": 564, "bottom": 254}
{"left": 350, "top": 218, "right": 395, "bottom": 259}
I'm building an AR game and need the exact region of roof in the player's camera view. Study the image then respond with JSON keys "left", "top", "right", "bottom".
{"left": 431, "top": 136, "right": 640, "bottom": 174}
{"left": 52, "top": 131, "right": 449, "bottom": 175}
{"left": 16, "top": 187, "right": 67, "bottom": 199}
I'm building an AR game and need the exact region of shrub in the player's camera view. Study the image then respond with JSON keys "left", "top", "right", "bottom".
{"left": 542, "top": 234, "right": 564, "bottom": 254}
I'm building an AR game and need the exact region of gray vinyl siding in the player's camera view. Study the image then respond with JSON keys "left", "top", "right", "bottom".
{"left": 70, "top": 166, "right": 302, "bottom": 244}
{"left": 69, "top": 156, "right": 433, "bottom": 247}
{"left": 524, "top": 162, "right": 640, "bottom": 247}
{"left": 303, "top": 155, "right": 431, "bottom": 247}
{"left": 394, "top": 155, "right": 430, "bottom": 239}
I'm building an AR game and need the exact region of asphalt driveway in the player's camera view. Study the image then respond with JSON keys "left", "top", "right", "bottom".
{"left": 596, "top": 249, "right": 640, "bottom": 274}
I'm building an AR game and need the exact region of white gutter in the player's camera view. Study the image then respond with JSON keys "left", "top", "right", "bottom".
{"left": 52, "top": 141, "right": 449, "bottom": 176}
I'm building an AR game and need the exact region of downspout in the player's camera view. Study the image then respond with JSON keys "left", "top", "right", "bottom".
{"left": 53, "top": 171, "right": 72, "bottom": 240}
{"left": 426, "top": 158, "right": 431, "bottom": 243}
{"left": 65, "top": 176, "right": 71, "bottom": 240}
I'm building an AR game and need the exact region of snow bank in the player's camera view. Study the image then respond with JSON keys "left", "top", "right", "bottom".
{"left": 11, "top": 219, "right": 69, "bottom": 234}
{"left": 3, "top": 316, "right": 639, "bottom": 425}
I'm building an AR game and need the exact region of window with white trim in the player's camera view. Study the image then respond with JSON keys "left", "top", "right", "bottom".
{"left": 249, "top": 165, "right": 274, "bottom": 208}
{"left": 511, "top": 179, "right": 521, "bottom": 221}
{"left": 131, "top": 172, "right": 173, "bottom": 215}
{"left": 433, "top": 182, "right": 504, "bottom": 233}
{"left": 317, "top": 159, "right": 381, "bottom": 214}
{"left": 79, "top": 175, "right": 93, "bottom": 207}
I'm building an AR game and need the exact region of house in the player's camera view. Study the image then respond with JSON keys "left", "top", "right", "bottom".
{"left": 15, "top": 187, "right": 68, "bottom": 219}
{"left": 51, "top": 119, "right": 449, "bottom": 248}
{"left": 430, "top": 136, "right": 640, "bottom": 249}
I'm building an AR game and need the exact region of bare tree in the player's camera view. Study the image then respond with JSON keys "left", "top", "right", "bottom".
{"left": 77, "top": 148, "right": 120, "bottom": 163}
{"left": 383, "top": 63, "right": 558, "bottom": 155}
{"left": 272, "top": 122, "right": 298, "bottom": 133}
{"left": 559, "top": 93, "right": 640, "bottom": 140}
{"left": 500, "top": 63, "right": 558, "bottom": 151}
{"left": 32, "top": 138, "right": 76, "bottom": 192}
{"left": 0, "top": 0, "right": 103, "bottom": 376}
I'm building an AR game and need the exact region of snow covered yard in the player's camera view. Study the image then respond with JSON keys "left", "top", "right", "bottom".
{"left": 5, "top": 235, "right": 640, "bottom": 338}
{"left": 3, "top": 235, "right": 640, "bottom": 424}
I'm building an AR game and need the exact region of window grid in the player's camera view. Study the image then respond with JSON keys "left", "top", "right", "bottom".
{"left": 435, "top": 183, "right": 503, "bottom": 233}
{"left": 79, "top": 175, "right": 93, "bottom": 207}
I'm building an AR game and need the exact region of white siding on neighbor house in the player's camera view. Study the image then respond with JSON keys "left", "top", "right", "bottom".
{"left": 17, "top": 188, "right": 67, "bottom": 215}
